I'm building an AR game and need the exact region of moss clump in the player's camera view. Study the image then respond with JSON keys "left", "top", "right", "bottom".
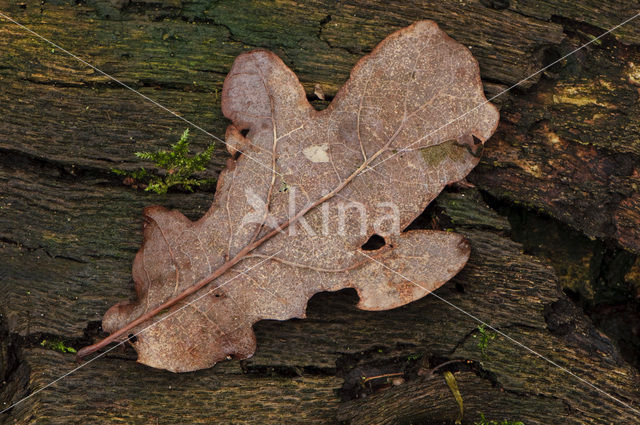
{"left": 113, "top": 129, "right": 216, "bottom": 194}
{"left": 474, "top": 324, "right": 496, "bottom": 358}
{"left": 40, "top": 339, "right": 77, "bottom": 354}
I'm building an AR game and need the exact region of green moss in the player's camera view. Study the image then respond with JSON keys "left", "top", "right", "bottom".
{"left": 473, "top": 324, "right": 496, "bottom": 358}
{"left": 40, "top": 339, "right": 76, "bottom": 354}
{"left": 113, "top": 129, "right": 216, "bottom": 194}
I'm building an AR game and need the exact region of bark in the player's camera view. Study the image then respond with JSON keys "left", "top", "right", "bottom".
{"left": 1, "top": 0, "right": 640, "bottom": 423}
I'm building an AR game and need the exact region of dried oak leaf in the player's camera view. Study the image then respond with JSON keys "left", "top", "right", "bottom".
{"left": 94, "top": 21, "right": 499, "bottom": 372}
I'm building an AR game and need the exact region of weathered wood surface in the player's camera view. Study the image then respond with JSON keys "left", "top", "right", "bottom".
{"left": 2, "top": 0, "right": 640, "bottom": 423}
{"left": 1, "top": 0, "right": 639, "bottom": 252}
{"left": 3, "top": 183, "right": 640, "bottom": 424}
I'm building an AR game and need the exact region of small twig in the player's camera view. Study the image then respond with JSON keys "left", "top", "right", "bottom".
{"left": 422, "top": 359, "right": 468, "bottom": 379}
{"left": 361, "top": 372, "right": 403, "bottom": 385}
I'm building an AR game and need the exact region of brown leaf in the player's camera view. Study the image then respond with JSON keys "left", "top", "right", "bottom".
{"left": 82, "top": 20, "right": 499, "bottom": 372}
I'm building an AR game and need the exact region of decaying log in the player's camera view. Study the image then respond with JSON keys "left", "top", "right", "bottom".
{"left": 2, "top": 0, "right": 640, "bottom": 423}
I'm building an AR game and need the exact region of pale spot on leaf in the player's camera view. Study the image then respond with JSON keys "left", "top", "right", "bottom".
{"left": 303, "top": 144, "right": 330, "bottom": 163}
